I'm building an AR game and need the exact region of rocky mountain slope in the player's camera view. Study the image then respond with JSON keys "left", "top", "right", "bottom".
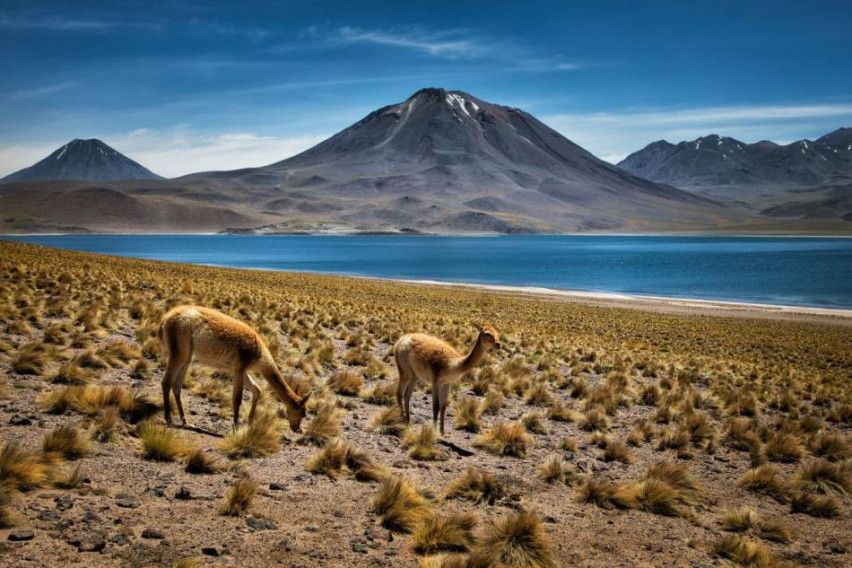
{"left": 1, "top": 139, "right": 162, "bottom": 184}
{"left": 617, "top": 129, "right": 852, "bottom": 223}
{"left": 2, "top": 90, "right": 848, "bottom": 234}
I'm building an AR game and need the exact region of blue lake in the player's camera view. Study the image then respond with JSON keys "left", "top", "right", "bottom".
{"left": 4, "top": 235, "right": 852, "bottom": 309}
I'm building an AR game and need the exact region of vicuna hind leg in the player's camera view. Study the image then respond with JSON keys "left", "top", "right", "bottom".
{"left": 232, "top": 370, "right": 246, "bottom": 431}
{"left": 246, "top": 373, "right": 262, "bottom": 424}
{"left": 162, "top": 353, "right": 189, "bottom": 426}
{"left": 171, "top": 360, "right": 191, "bottom": 427}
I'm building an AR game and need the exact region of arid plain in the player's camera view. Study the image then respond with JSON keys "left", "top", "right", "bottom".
{"left": 0, "top": 240, "right": 850, "bottom": 567}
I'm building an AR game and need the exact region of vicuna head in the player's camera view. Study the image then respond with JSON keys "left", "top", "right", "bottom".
{"left": 476, "top": 323, "right": 502, "bottom": 351}
{"left": 286, "top": 392, "right": 311, "bottom": 433}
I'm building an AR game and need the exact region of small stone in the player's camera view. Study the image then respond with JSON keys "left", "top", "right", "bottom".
{"left": 543, "top": 516, "right": 558, "bottom": 524}
{"left": 202, "top": 545, "right": 227, "bottom": 557}
{"left": 246, "top": 516, "right": 277, "bottom": 531}
{"left": 826, "top": 541, "right": 847, "bottom": 554}
{"left": 174, "top": 486, "right": 192, "bottom": 500}
{"left": 269, "top": 483, "right": 287, "bottom": 491}
{"left": 350, "top": 539, "right": 368, "bottom": 554}
{"left": 55, "top": 495, "right": 75, "bottom": 511}
{"left": 275, "top": 538, "right": 292, "bottom": 552}
{"left": 142, "top": 528, "right": 165, "bottom": 539}
{"left": 304, "top": 525, "right": 319, "bottom": 533}
{"left": 37, "top": 510, "right": 60, "bottom": 521}
{"left": 9, "top": 415, "right": 32, "bottom": 426}
{"left": 77, "top": 538, "right": 106, "bottom": 552}
{"left": 109, "top": 533, "right": 130, "bottom": 546}
{"left": 8, "top": 530, "right": 35, "bottom": 541}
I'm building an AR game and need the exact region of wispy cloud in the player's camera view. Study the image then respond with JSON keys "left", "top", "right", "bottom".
{"left": 317, "top": 25, "right": 487, "bottom": 59}
{"left": 305, "top": 25, "right": 581, "bottom": 71}
{"left": 0, "top": 81, "right": 77, "bottom": 103}
{"left": 0, "top": 12, "right": 162, "bottom": 32}
{"left": 544, "top": 102, "right": 852, "bottom": 163}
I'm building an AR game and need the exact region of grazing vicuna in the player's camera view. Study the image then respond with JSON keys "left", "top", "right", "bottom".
{"left": 158, "top": 306, "right": 310, "bottom": 432}
{"left": 394, "top": 324, "right": 502, "bottom": 435}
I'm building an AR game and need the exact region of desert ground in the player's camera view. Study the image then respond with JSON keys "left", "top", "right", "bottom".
{"left": 0, "top": 240, "right": 849, "bottom": 567}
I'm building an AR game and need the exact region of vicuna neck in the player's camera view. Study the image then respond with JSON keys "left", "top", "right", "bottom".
{"left": 263, "top": 367, "right": 302, "bottom": 412}
{"left": 457, "top": 333, "right": 488, "bottom": 374}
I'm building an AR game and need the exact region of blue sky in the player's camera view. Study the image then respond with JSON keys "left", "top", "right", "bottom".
{"left": 1, "top": 0, "right": 851, "bottom": 177}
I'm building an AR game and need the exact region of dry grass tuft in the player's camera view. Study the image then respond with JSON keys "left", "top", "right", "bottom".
{"left": 453, "top": 397, "right": 483, "bottom": 432}
{"left": 472, "top": 511, "right": 556, "bottom": 568}
{"left": 580, "top": 407, "right": 611, "bottom": 431}
{"left": 43, "top": 424, "right": 92, "bottom": 460}
{"left": 221, "top": 412, "right": 282, "bottom": 458}
{"left": 602, "top": 441, "right": 635, "bottom": 464}
{"left": 369, "top": 406, "right": 407, "bottom": 437}
{"left": 185, "top": 449, "right": 219, "bottom": 474}
{"left": 790, "top": 492, "right": 840, "bottom": 518}
{"left": 808, "top": 431, "right": 851, "bottom": 462}
{"left": 0, "top": 487, "right": 14, "bottom": 528}
{"left": 404, "top": 424, "right": 444, "bottom": 461}
{"left": 537, "top": 454, "right": 574, "bottom": 485}
{"left": 361, "top": 381, "right": 396, "bottom": 405}
{"left": 445, "top": 467, "right": 505, "bottom": 505}
{"left": 412, "top": 511, "right": 478, "bottom": 554}
{"left": 792, "top": 459, "right": 851, "bottom": 495}
{"left": 48, "top": 360, "right": 95, "bottom": 385}
{"left": 220, "top": 476, "right": 257, "bottom": 516}
{"left": 327, "top": 370, "right": 364, "bottom": 396}
{"left": 712, "top": 535, "right": 779, "bottom": 567}
{"left": 306, "top": 438, "right": 348, "bottom": 477}
{"left": 0, "top": 442, "right": 52, "bottom": 491}
{"left": 738, "top": 465, "right": 791, "bottom": 503}
{"left": 474, "top": 422, "right": 531, "bottom": 458}
{"left": 722, "top": 507, "right": 761, "bottom": 532}
{"left": 765, "top": 432, "right": 807, "bottom": 463}
{"left": 371, "top": 475, "right": 433, "bottom": 533}
{"left": 137, "top": 422, "right": 193, "bottom": 462}
{"left": 299, "top": 399, "right": 342, "bottom": 446}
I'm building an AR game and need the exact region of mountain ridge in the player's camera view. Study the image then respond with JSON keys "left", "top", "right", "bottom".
{"left": 1, "top": 138, "right": 162, "bottom": 184}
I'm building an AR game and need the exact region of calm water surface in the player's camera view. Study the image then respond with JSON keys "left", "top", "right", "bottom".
{"left": 4, "top": 235, "right": 852, "bottom": 309}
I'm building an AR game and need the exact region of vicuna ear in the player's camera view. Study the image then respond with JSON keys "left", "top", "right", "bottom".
{"left": 300, "top": 392, "right": 312, "bottom": 407}
{"left": 473, "top": 321, "right": 483, "bottom": 331}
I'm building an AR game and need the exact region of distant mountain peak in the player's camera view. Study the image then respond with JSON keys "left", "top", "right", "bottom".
{"left": 619, "top": 127, "right": 852, "bottom": 189}
{"left": 2, "top": 138, "right": 162, "bottom": 184}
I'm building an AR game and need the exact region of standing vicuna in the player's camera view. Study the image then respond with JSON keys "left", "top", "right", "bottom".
{"left": 394, "top": 324, "right": 502, "bottom": 435}
{"left": 158, "top": 305, "right": 310, "bottom": 432}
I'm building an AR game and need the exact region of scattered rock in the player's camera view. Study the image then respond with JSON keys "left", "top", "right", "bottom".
{"left": 9, "top": 414, "right": 31, "bottom": 426}
{"left": 275, "top": 538, "right": 292, "bottom": 552}
{"left": 109, "top": 533, "right": 130, "bottom": 546}
{"left": 246, "top": 517, "right": 277, "bottom": 531}
{"left": 114, "top": 493, "right": 140, "bottom": 508}
{"left": 269, "top": 483, "right": 288, "bottom": 491}
{"left": 175, "top": 486, "right": 192, "bottom": 500}
{"left": 55, "top": 495, "right": 74, "bottom": 511}
{"left": 77, "top": 538, "right": 106, "bottom": 552}
{"left": 36, "top": 510, "right": 60, "bottom": 521}
{"left": 141, "top": 528, "right": 165, "bottom": 539}
{"left": 350, "top": 539, "right": 368, "bottom": 554}
{"left": 8, "top": 530, "right": 34, "bottom": 541}
{"left": 826, "top": 540, "right": 847, "bottom": 554}
{"left": 304, "top": 525, "right": 319, "bottom": 533}
{"left": 202, "top": 545, "right": 227, "bottom": 557}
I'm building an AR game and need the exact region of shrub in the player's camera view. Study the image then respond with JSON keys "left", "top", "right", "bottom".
{"left": 765, "top": 432, "right": 807, "bottom": 463}
{"left": 369, "top": 406, "right": 407, "bottom": 437}
{"left": 299, "top": 399, "right": 342, "bottom": 446}
{"left": 790, "top": 492, "right": 840, "bottom": 518}
{"left": 221, "top": 412, "right": 282, "bottom": 458}
{"left": 537, "top": 455, "right": 573, "bottom": 485}
{"left": 138, "top": 422, "right": 192, "bottom": 462}
{"left": 738, "top": 465, "right": 791, "bottom": 503}
{"left": 220, "top": 477, "right": 257, "bottom": 516}
{"left": 412, "top": 512, "right": 478, "bottom": 554}
{"left": 712, "top": 535, "right": 776, "bottom": 567}
{"left": 792, "top": 459, "right": 851, "bottom": 495}
{"left": 362, "top": 381, "right": 396, "bottom": 405}
{"left": 0, "top": 442, "right": 52, "bottom": 491}
{"left": 327, "top": 371, "right": 363, "bottom": 396}
{"left": 472, "top": 512, "right": 556, "bottom": 568}
{"left": 453, "top": 397, "right": 482, "bottom": 432}
{"left": 371, "top": 476, "right": 432, "bottom": 533}
{"left": 404, "top": 425, "right": 444, "bottom": 461}
{"left": 474, "top": 422, "right": 531, "bottom": 458}
{"left": 445, "top": 467, "right": 504, "bottom": 505}
{"left": 43, "top": 425, "right": 92, "bottom": 460}
{"left": 185, "top": 449, "right": 219, "bottom": 474}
